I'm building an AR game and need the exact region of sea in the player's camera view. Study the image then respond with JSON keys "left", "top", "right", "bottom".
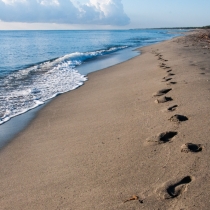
{"left": 0, "top": 29, "right": 185, "bottom": 146}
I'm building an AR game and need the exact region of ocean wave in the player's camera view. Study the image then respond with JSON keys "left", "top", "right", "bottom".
{"left": 0, "top": 45, "right": 128, "bottom": 125}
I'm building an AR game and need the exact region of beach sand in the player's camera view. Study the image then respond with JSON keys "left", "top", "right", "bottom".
{"left": 0, "top": 30, "right": 210, "bottom": 210}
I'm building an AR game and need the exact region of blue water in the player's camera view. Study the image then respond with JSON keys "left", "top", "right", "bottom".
{"left": 0, "top": 29, "right": 183, "bottom": 125}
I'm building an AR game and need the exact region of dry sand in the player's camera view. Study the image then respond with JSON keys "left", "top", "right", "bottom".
{"left": 0, "top": 30, "right": 210, "bottom": 210}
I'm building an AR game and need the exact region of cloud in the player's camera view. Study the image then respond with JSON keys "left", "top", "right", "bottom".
{"left": 0, "top": 0, "right": 130, "bottom": 26}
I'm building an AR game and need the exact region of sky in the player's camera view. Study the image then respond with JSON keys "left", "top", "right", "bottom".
{"left": 0, "top": 0, "right": 209, "bottom": 30}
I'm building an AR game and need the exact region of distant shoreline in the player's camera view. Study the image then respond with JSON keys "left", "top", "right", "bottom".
{"left": 131, "top": 26, "right": 210, "bottom": 30}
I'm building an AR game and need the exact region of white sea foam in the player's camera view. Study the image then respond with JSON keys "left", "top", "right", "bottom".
{"left": 0, "top": 60, "right": 86, "bottom": 124}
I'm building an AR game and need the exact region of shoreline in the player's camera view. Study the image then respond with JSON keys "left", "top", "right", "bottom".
{"left": 0, "top": 28, "right": 183, "bottom": 138}
{"left": 0, "top": 29, "right": 183, "bottom": 148}
{"left": 0, "top": 39, "right": 169, "bottom": 149}
{"left": 1, "top": 30, "right": 210, "bottom": 209}
{"left": 0, "top": 46, "right": 140, "bottom": 149}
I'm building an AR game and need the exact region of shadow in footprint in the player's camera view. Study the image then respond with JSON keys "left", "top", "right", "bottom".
{"left": 163, "top": 66, "right": 171, "bottom": 69}
{"left": 162, "top": 105, "right": 178, "bottom": 113}
{"left": 168, "top": 105, "right": 178, "bottom": 111}
{"left": 181, "top": 143, "right": 203, "bottom": 153}
{"left": 166, "top": 176, "right": 192, "bottom": 199}
{"left": 153, "top": 88, "right": 172, "bottom": 96}
{"left": 158, "top": 57, "right": 163, "bottom": 60}
{"left": 190, "top": 63, "right": 197, "bottom": 66}
{"left": 155, "top": 96, "right": 173, "bottom": 103}
{"left": 159, "top": 132, "right": 177, "bottom": 143}
{"left": 167, "top": 73, "right": 175, "bottom": 76}
{"left": 162, "top": 78, "right": 172, "bottom": 82}
{"left": 167, "top": 81, "right": 177, "bottom": 85}
{"left": 155, "top": 53, "right": 161, "bottom": 56}
{"left": 159, "top": 64, "right": 166, "bottom": 68}
{"left": 169, "top": 114, "right": 188, "bottom": 123}
{"left": 147, "top": 131, "right": 177, "bottom": 144}
{"left": 163, "top": 73, "right": 175, "bottom": 78}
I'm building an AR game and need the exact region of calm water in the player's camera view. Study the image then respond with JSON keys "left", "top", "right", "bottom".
{"left": 0, "top": 29, "right": 183, "bottom": 125}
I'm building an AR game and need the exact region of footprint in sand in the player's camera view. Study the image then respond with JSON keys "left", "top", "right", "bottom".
{"left": 167, "top": 73, "right": 175, "bottom": 76}
{"left": 157, "top": 176, "right": 193, "bottom": 199}
{"left": 162, "top": 78, "right": 172, "bottom": 82}
{"left": 155, "top": 96, "right": 173, "bottom": 103}
{"left": 153, "top": 88, "right": 172, "bottom": 97}
{"left": 159, "top": 59, "right": 168, "bottom": 62}
{"left": 190, "top": 63, "right": 197, "bottom": 67}
{"left": 147, "top": 131, "right": 177, "bottom": 144}
{"left": 163, "top": 66, "right": 171, "bottom": 69}
{"left": 163, "top": 73, "right": 175, "bottom": 80}
{"left": 155, "top": 53, "right": 162, "bottom": 57}
{"left": 169, "top": 114, "right": 188, "bottom": 123}
{"left": 159, "top": 63, "right": 166, "bottom": 68}
{"left": 167, "top": 81, "right": 177, "bottom": 85}
{"left": 162, "top": 105, "right": 178, "bottom": 112}
{"left": 181, "top": 143, "right": 203, "bottom": 153}
{"left": 167, "top": 105, "right": 178, "bottom": 111}
{"left": 159, "top": 65, "right": 171, "bottom": 69}
{"left": 154, "top": 52, "right": 161, "bottom": 56}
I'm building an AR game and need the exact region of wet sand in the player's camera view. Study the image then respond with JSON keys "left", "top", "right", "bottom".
{"left": 0, "top": 30, "right": 210, "bottom": 210}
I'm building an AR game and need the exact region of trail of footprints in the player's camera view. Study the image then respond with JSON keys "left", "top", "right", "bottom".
{"left": 151, "top": 51, "right": 202, "bottom": 200}
{"left": 124, "top": 50, "right": 203, "bottom": 205}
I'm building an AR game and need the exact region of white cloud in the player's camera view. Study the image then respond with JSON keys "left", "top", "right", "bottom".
{"left": 1, "top": 0, "right": 26, "bottom": 4}
{"left": 0, "top": 0, "right": 130, "bottom": 26}
{"left": 39, "top": 0, "right": 60, "bottom": 6}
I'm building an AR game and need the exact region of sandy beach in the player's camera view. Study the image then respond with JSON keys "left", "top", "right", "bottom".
{"left": 0, "top": 30, "right": 210, "bottom": 209}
